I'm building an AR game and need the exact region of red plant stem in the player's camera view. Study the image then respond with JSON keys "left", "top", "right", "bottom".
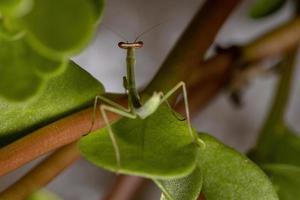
{"left": 102, "top": 175, "right": 150, "bottom": 200}
{"left": 0, "top": 106, "right": 121, "bottom": 177}
{"left": 0, "top": 143, "right": 80, "bottom": 200}
{"left": 243, "top": 18, "right": 300, "bottom": 63}
{"left": 143, "top": 0, "right": 241, "bottom": 94}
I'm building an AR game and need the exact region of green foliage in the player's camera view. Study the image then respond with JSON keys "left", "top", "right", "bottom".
{"left": 0, "top": 0, "right": 104, "bottom": 101}
{"left": 155, "top": 134, "right": 278, "bottom": 200}
{"left": 79, "top": 104, "right": 198, "bottom": 179}
{"left": 0, "top": 0, "right": 33, "bottom": 17}
{"left": 0, "top": 37, "right": 66, "bottom": 101}
{"left": 0, "top": 61, "right": 104, "bottom": 146}
{"left": 263, "top": 164, "right": 300, "bottom": 200}
{"left": 250, "top": 0, "right": 286, "bottom": 18}
{"left": 89, "top": 0, "right": 105, "bottom": 24}
{"left": 246, "top": 53, "right": 300, "bottom": 199}
{"left": 19, "top": 0, "right": 98, "bottom": 59}
{"left": 249, "top": 125, "right": 300, "bottom": 199}
{"left": 250, "top": 125, "right": 300, "bottom": 166}
{"left": 26, "top": 190, "right": 61, "bottom": 200}
{"left": 154, "top": 166, "right": 202, "bottom": 200}
{"left": 199, "top": 134, "right": 278, "bottom": 200}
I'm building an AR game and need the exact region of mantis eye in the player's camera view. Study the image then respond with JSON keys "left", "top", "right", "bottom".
{"left": 118, "top": 42, "right": 126, "bottom": 48}
{"left": 137, "top": 41, "right": 144, "bottom": 47}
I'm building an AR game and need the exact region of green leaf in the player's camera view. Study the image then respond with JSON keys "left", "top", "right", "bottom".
{"left": 79, "top": 104, "right": 198, "bottom": 179}
{"left": 0, "top": 61, "right": 104, "bottom": 146}
{"left": 0, "top": 20, "right": 25, "bottom": 41}
{"left": 266, "top": 128, "right": 300, "bottom": 166}
{"left": 263, "top": 164, "right": 300, "bottom": 200}
{"left": 198, "top": 134, "right": 278, "bottom": 200}
{"left": 26, "top": 190, "right": 61, "bottom": 200}
{"left": 0, "top": 37, "right": 67, "bottom": 101}
{"left": 19, "top": 0, "right": 102, "bottom": 59}
{"left": 250, "top": 0, "right": 286, "bottom": 19}
{"left": 0, "top": 16, "right": 25, "bottom": 41}
{"left": 154, "top": 165, "right": 202, "bottom": 200}
{"left": 249, "top": 126, "right": 300, "bottom": 167}
{"left": 33, "top": 57, "right": 68, "bottom": 78}
{"left": 89, "top": 0, "right": 105, "bottom": 24}
{"left": 0, "top": 0, "right": 33, "bottom": 17}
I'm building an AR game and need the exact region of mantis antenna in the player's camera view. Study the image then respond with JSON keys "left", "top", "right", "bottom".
{"left": 101, "top": 18, "right": 171, "bottom": 42}
{"left": 134, "top": 20, "right": 170, "bottom": 42}
{"left": 101, "top": 23, "right": 129, "bottom": 42}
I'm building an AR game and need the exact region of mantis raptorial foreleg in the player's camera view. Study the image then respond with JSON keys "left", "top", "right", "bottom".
{"left": 160, "top": 82, "right": 205, "bottom": 147}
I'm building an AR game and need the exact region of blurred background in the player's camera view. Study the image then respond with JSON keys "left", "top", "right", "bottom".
{"left": 1, "top": 0, "right": 300, "bottom": 199}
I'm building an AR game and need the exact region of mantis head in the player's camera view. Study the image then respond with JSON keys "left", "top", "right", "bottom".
{"left": 118, "top": 41, "right": 144, "bottom": 49}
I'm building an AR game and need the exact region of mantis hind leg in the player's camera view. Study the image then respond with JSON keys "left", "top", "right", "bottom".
{"left": 160, "top": 82, "right": 205, "bottom": 147}
{"left": 99, "top": 104, "right": 137, "bottom": 171}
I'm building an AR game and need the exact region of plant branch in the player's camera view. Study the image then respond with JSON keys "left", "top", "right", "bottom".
{"left": 143, "top": 0, "right": 241, "bottom": 94}
{"left": 0, "top": 104, "right": 123, "bottom": 177}
{"left": 242, "top": 18, "right": 300, "bottom": 63}
{"left": 264, "top": 51, "right": 297, "bottom": 129}
{"left": 102, "top": 175, "right": 150, "bottom": 200}
{"left": 0, "top": 142, "right": 80, "bottom": 200}
{"left": 246, "top": 47, "right": 298, "bottom": 167}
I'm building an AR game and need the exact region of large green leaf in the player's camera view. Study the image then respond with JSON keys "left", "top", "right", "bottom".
{"left": 90, "top": 0, "right": 105, "bottom": 24}
{"left": 0, "top": 19, "right": 25, "bottom": 41}
{"left": 266, "top": 128, "right": 300, "bottom": 166}
{"left": 248, "top": 125, "right": 300, "bottom": 200}
{"left": 198, "top": 134, "right": 278, "bottom": 200}
{"left": 263, "top": 164, "right": 300, "bottom": 200}
{"left": 0, "top": 61, "right": 104, "bottom": 146}
{"left": 19, "top": 0, "right": 103, "bottom": 59}
{"left": 0, "top": 37, "right": 66, "bottom": 101}
{"left": 249, "top": 125, "right": 300, "bottom": 167}
{"left": 154, "top": 165, "right": 202, "bottom": 200}
{"left": 0, "top": 0, "right": 33, "bottom": 17}
{"left": 250, "top": 0, "right": 286, "bottom": 19}
{"left": 79, "top": 104, "right": 198, "bottom": 179}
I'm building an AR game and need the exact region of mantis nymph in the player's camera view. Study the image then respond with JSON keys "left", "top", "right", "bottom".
{"left": 91, "top": 40, "right": 202, "bottom": 170}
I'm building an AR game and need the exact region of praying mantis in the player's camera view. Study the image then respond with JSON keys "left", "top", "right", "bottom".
{"left": 91, "top": 39, "right": 203, "bottom": 170}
